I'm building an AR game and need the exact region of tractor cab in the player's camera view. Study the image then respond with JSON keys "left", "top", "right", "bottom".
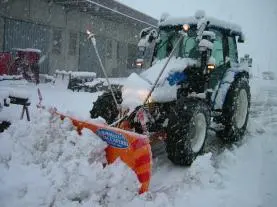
{"left": 137, "top": 11, "right": 252, "bottom": 93}
{"left": 153, "top": 24, "right": 199, "bottom": 61}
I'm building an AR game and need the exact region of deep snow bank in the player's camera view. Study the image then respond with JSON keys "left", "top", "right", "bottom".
{"left": 1, "top": 76, "right": 277, "bottom": 207}
{"left": 0, "top": 111, "right": 139, "bottom": 207}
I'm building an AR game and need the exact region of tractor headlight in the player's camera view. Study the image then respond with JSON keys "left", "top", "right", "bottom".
{"left": 182, "top": 24, "right": 190, "bottom": 32}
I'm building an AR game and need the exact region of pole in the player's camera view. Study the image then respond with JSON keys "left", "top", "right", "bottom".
{"left": 87, "top": 32, "right": 120, "bottom": 110}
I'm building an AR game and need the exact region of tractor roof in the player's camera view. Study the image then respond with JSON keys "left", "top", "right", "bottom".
{"left": 159, "top": 11, "right": 244, "bottom": 39}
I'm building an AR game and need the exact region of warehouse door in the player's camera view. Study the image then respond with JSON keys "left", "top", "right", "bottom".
{"left": 79, "top": 33, "right": 106, "bottom": 77}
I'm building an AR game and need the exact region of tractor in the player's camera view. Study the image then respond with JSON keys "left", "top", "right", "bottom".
{"left": 90, "top": 11, "right": 252, "bottom": 166}
{"left": 0, "top": 48, "right": 41, "bottom": 84}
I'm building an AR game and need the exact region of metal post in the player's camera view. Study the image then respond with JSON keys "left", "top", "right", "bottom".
{"left": 87, "top": 32, "right": 119, "bottom": 110}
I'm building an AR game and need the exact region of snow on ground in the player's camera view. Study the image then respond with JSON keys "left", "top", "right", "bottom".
{"left": 0, "top": 76, "right": 277, "bottom": 206}
{"left": 0, "top": 79, "right": 102, "bottom": 121}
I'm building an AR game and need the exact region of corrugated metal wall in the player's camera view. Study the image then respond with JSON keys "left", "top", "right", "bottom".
{"left": 116, "top": 41, "right": 128, "bottom": 76}
{"left": 4, "top": 18, "right": 50, "bottom": 74}
{"left": 79, "top": 33, "right": 106, "bottom": 77}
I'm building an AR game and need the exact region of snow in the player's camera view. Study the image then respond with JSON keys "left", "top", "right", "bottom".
{"left": 0, "top": 75, "right": 23, "bottom": 81}
{"left": 70, "top": 72, "right": 97, "bottom": 78}
{"left": 208, "top": 56, "right": 216, "bottom": 65}
{"left": 39, "top": 74, "right": 55, "bottom": 83}
{"left": 8, "top": 89, "right": 31, "bottom": 99}
{"left": 138, "top": 28, "right": 158, "bottom": 47}
{"left": 198, "top": 39, "right": 213, "bottom": 51}
{"left": 12, "top": 48, "right": 42, "bottom": 53}
{"left": 0, "top": 81, "right": 30, "bottom": 112}
{"left": 121, "top": 58, "right": 197, "bottom": 109}
{"left": 159, "top": 15, "right": 243, "bottom": 36}
{"left": 203, "top": 31, "right": 216, "bottom": 40}
{"left": 84, "top": 78, "right": 126, "bottom": 87}
{"left": 121, "top": 56, "right": 250, "bottom": 110}
{"left": 84, "top": 79, "right": 105, "bottom": 87}
{"left": 0, "top": 112, "right": 139, "bottom": 207}
{"left": 137, "top": 37, "right": 149, "bottom": 47}
{"left": 140, "top": 57, "right": 197, "bottom": 84}
{"left": 122, "top": 73, "right": 151, "bottom": 109}
{"left": 0, "top": 90, "right": 9, "bottom": 111}
{"left": 0, "top": 75, "right": 277, "bottom": 207}
{"left": 55, "top": 70, "right": 70, "bottom": 75}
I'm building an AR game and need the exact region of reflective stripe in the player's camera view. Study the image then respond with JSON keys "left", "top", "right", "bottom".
{"left": 135, "top": 155, "right": 151, "bottom": 168}
{"left": 131, "top": 138, "right": 148, "bottom": 150}
{"left": 137, "top": 171, "right": 151, "bottom": 183}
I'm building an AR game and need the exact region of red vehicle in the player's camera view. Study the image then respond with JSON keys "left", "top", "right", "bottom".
{"left": 0, "top": 52, "right": 12, "bottom": 75}
{"left": 0, "top": 48, "right": 41, "bottom": 83}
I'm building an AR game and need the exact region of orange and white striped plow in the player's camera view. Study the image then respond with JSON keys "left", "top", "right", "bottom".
{"left": 56, "top": 112, "right": 152, "bottom": 194}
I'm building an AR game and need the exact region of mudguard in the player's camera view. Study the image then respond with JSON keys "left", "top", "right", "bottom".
{"left": 212, "top": 68, "right": 249, "bottom": 110}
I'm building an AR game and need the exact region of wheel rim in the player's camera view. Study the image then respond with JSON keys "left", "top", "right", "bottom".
{"left": 190, "top": 113, "right": 207, "bottom": 153}
{"left": 234, "top": 89, "right": 248, "bottom": 129}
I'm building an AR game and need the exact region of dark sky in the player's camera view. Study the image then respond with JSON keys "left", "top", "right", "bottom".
{"left": 118, "top": 0, "right": 277, "bottom": 73}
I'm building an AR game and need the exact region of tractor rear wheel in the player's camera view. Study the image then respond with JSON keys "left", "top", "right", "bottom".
{"left": 166, "top": 98, "right": 210, "bottom": 166}
{"left": 217, "top": 77, "right": 251, "bottom": 142}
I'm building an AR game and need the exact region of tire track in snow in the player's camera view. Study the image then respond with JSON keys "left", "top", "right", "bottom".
{"left": 251, "top": 80, "right": 277, "bottom": 207}
{"left": 145, "top": 78, "right": 277, "bottom": 206}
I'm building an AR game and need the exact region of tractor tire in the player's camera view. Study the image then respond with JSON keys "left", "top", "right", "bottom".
{"left": 90, "top": 90, "right": 122, "bottom": 124}
{"left": 166, "top": 98, "right": 210, "bottom": 166}
{"left": 217, "top": 77, "right": 251, "bottom": 142}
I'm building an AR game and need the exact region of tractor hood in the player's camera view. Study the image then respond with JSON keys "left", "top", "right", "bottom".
{"left": 122, "top": 57, "right": 197, "bottom": 110}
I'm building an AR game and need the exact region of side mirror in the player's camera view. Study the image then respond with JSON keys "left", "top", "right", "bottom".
{"left": 248, "top": 58, "right": 253, "bottom": 67}
{"left": 238, "top": 33, "right": 245, "bottom": 43}
{"left": 240, "top": 54, "right": 253, "bottom": 67}
{"left": 139, "top": 28, "right": 158, "bottom": 44}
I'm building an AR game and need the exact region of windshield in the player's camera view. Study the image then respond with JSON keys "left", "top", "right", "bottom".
{"left": 153, "top": 28, "right": 199, "bottom": 61}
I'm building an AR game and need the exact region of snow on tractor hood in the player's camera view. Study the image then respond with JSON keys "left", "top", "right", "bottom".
{"left": 122, "top": 57, "right": 197, "bottom": 109}
{"left": 140, "top": 57, "right": 197, "bottom": 84}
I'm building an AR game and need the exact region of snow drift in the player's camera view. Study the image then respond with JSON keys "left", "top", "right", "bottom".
{"left": 0, "top": 76, "right": 277, "bottom": 207}
{"left": 0, "top": 111, "right": 139, "bottom": 207}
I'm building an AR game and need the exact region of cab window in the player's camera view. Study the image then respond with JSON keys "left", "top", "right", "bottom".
{"left": 228, "top": 36, "right": 238, "bottom": 63}
{"left": 211, "top": 30, "right": 224, "bottom": 66}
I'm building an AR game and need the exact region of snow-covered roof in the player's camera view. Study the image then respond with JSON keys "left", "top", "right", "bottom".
{"left": 0, "top": 75, "right": 23, "bottom": 81}
{"left": 159, "top": 16, "right": 243, "bottom": 36}
{"left": 70, "top": 71, "right": 97, "bottom": 78}
{"left": 55, "top": 70, "right": 97, "bottom": 78}
{"left": 12, "top": 48, "right": 42, "bottom": 53}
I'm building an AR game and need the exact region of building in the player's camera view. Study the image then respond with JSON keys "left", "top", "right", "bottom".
{"left": 0, "top": 0, "right": 158, "bottom": 76}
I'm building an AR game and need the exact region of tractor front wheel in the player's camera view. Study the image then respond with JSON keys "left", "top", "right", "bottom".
{"left": 166, "top": 98, "right": 210, "bottom": 166}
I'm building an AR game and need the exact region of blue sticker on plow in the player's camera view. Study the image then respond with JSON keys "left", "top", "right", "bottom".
{"left": 96, "top": 128, "right": 129, "bottom": 149}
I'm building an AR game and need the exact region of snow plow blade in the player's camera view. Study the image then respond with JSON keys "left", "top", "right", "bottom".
{"left": 55, "top": 112, "right": 152, "bottom": 194}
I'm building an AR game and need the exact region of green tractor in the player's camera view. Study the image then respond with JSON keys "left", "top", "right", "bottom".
{"left": 90, "top": 11, "right": 252, "bottom": 166}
